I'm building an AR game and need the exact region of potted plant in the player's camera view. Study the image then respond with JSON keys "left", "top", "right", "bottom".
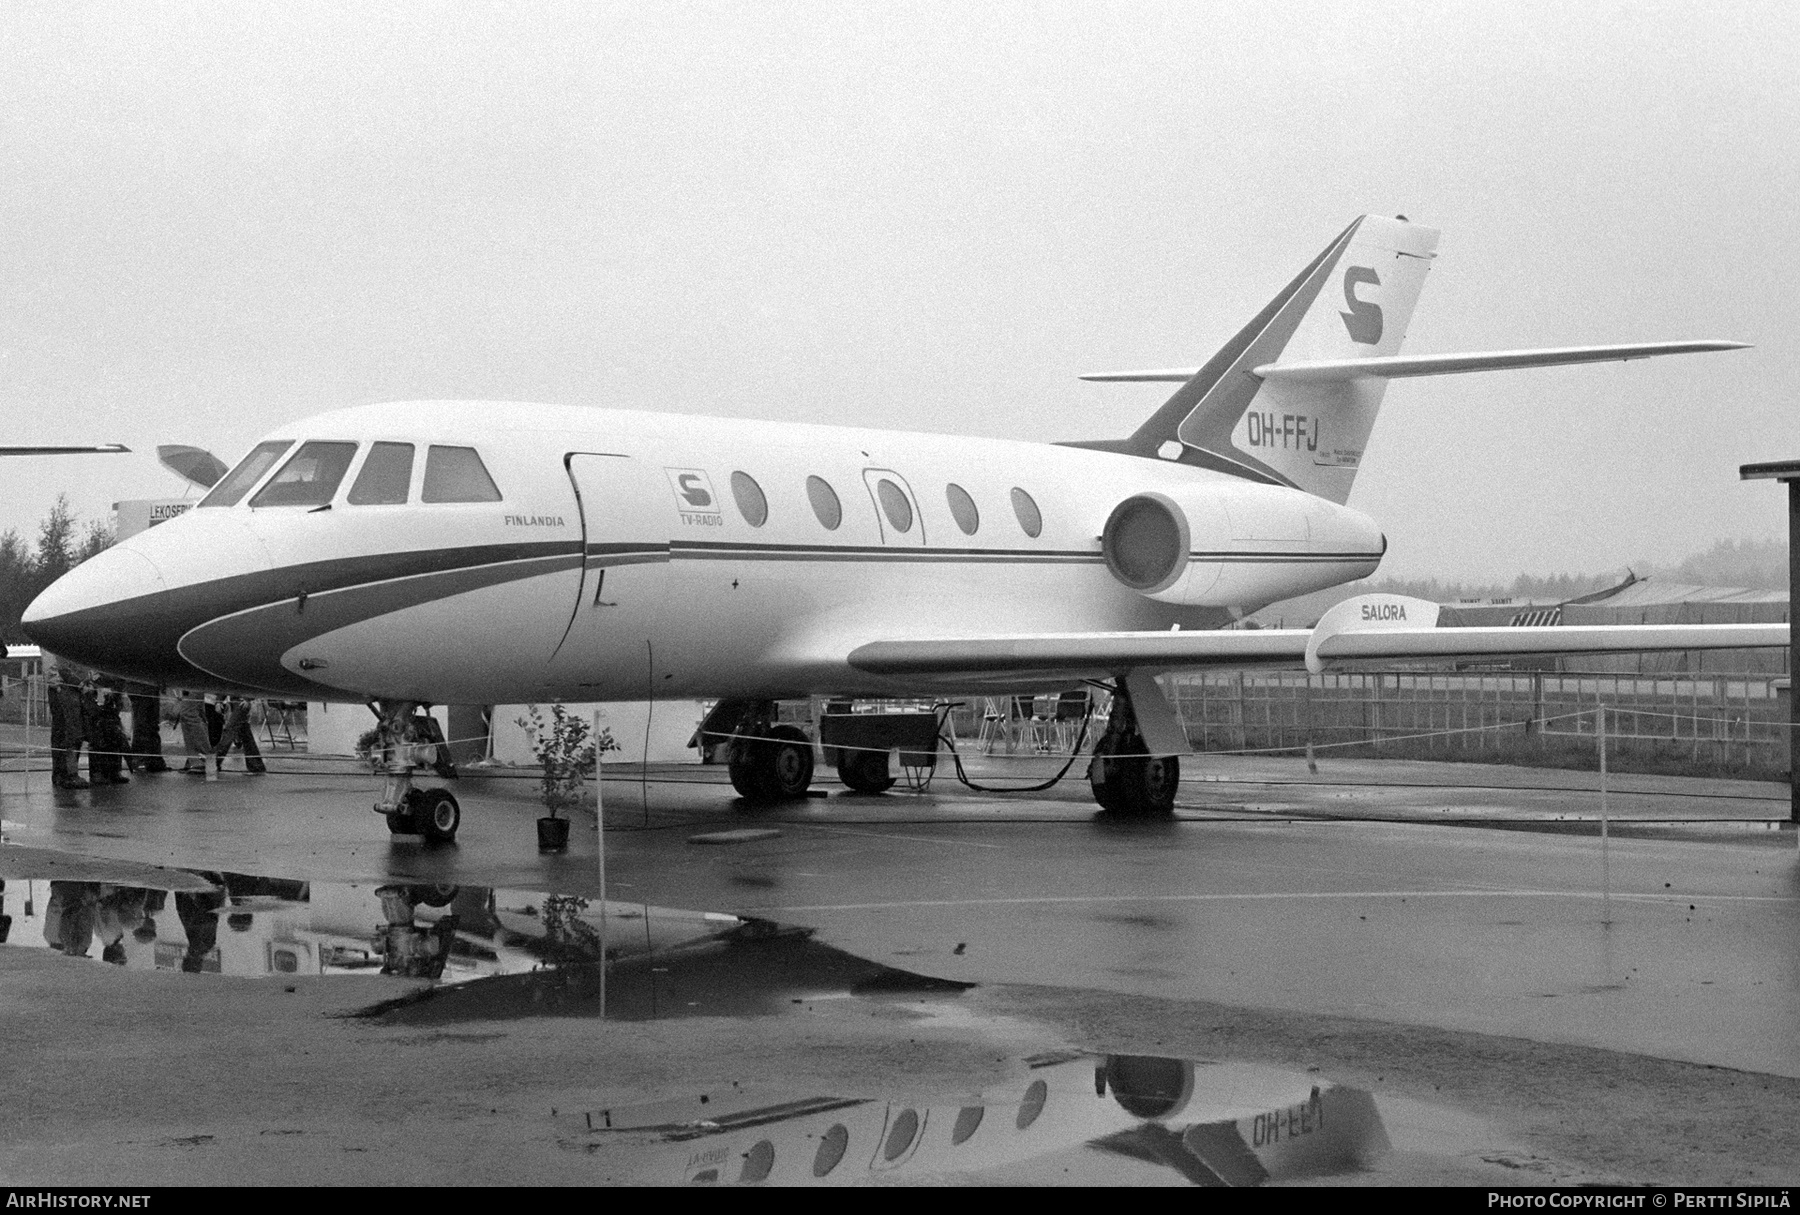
{"left": 516, "top": 704, "right": 615, "bottom": 851}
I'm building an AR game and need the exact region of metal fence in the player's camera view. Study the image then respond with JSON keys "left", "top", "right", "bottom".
{"left": 1169, "top": 670, "right": 1788, "bottom": 776}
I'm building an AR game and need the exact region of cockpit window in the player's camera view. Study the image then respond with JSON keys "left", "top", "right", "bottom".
{"left": 347, "top": 442, "right": 415, "bottom": 505}
{"left": 198, "top": 440, "right": 294, "bottom": 508}
{"left": 421, "top": 445, "right": 502, "bottom": 503}
{"left": 249, "top": 441, "right": 360, "bottom": 508}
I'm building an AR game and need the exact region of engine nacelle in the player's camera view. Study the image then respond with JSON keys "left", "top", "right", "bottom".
{"left": 1101, "top": 482, "right": 1384, "bottom": 608}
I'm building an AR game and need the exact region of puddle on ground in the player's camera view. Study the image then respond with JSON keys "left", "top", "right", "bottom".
{"left": 1, "top": 859, "right": 1513, "bottom": 1185}
{"left": 569, "top": 1051, "right": 1395, "bottom": 1186}
{"left": 0, "top": 865, "right": 968, "bottom": 1021}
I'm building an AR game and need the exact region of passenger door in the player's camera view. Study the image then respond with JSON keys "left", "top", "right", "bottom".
{"left": 556, "top": 454, "right": 672, "bottom": 694}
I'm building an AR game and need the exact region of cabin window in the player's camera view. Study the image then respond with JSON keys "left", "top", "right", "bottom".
{"left": 806, "top": 475, "right": 842, "bottom": 530}
{"left": 249, "top": 441, "right": 359, "bottom": 508}
{"left": 731, "top": 471, "right": 768, "bottom": 527}
{"left": 883, "top": 1109, "right": 920, "bottom": 1161}
{"left": 739, "top": 1140, "right": 775, "bottom": 1184}
{"left": 945, "top": 483, "right": 979, "bottom": 535}
{"left": 1016, "top": 1078, "right": 1048, "bottom": 1129}
{"left": 1010, "top": 487, "right": 1042, "bottom": 538}
{"left": 346, "top": 442, "right": 415, "bottom": 505}
{"left": 199, "top": 440, "right": 293, "bottom": 508}
{"left": 875, "top": 478, "right": 913, "bottom": 533}
{"left": 812, "top": 1124, "right": 849, "bottom": 1177}
{"left": 421, "top": 445, "right": 502, "bottom": 503}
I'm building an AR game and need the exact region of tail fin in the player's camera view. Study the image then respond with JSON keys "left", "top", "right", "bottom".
{"left": 1077, "top": 215, "right": 1439, "bottom": 504}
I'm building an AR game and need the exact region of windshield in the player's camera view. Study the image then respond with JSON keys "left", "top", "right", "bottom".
{"left": 249, "top": 441, "right": 360, "bottom": 508}
{"left": 197, "top": 441, "right": 294, "bottom": 508}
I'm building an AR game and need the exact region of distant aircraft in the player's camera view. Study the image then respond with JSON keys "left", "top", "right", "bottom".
{"left": 21, "top": 216, "right": 1781, "bottom": 838}
{"left": 0, "top": 444, "right": 130, "bottom": 456}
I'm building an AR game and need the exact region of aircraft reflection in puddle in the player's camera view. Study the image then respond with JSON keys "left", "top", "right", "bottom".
{"left": 579, "top": 1052, "right": 1390, "bottom": 1186}
{"left": 0, "top": 872, "right": 744, "bottom": 984}
{"left": 0, "top": 870, "right": 966, "bottom": 1019}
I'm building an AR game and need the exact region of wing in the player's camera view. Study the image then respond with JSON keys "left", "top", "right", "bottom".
{"left": 847, "top": 595, "right": 1786, "bottom": 682}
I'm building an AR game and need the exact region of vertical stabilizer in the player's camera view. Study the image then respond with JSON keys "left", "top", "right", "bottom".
{"left": 1089, "top": 216, "right": 1439, "bottom": 504}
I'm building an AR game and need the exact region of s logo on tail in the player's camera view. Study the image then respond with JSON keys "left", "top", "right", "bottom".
{"left": 1340, "top": 266, "right": 1383, "bottom": 345}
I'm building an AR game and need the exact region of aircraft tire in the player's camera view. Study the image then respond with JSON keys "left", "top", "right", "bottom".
{"left": 836, "top": 747, "right": 895, "bottom": 794}
{"left": 728, "top": 742, "right": 776, "bottom": 800}
{"left": 764, "top": 725, "right": 815, "bottom": 798}
{"left": 385, "top": 790, "right": 422, "bottom": 834}
{"left": 418, "top": 788, "right": 461, "bottom": 843}
{"left": 1090, "top": 737, "right": 1178, "bottom": 817}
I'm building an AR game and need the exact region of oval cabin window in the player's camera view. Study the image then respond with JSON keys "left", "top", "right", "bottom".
{"left": 876, "top": 478, "right": 913, "bottom": 533}
{"left": 731, "top": 471, "right": 768, "bottom": 527}
{"left": 806, "top": 475, "right": 842, "bottom": 530}
{"left": 945, "top": 483, "right": 979, "bottom": 535}
{"left": 1010, "top": 487, "right": 1042, "bottom": 538}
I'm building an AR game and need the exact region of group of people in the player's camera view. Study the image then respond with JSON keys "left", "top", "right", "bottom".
{"left": 44, "top": 655, "right": 266, "bottom": 789}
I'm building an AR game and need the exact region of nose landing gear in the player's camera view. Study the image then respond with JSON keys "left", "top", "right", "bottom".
{"left": 370, "top": 700, "right": 461, "bottom": 843}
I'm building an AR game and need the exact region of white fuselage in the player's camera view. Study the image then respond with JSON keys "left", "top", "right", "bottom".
{"left": 24, "top": 401, "right": 1384, "bottom": 703}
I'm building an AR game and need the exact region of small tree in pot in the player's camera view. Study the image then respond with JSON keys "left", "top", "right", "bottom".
{"left": 516, "top": 704, "right": 617, "bottom": 851}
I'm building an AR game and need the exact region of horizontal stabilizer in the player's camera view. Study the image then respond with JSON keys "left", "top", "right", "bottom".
{"left": 1079, "top": 368, "right": 1209, "bottom": 383}
{"left": 1081, "top": 342, "right": 1748, "bottom": 385}
{"left": 1255, "top": 341, "right": 1750, "bottom": 382}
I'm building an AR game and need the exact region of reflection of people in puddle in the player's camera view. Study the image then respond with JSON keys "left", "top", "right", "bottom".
{"left": 94, "top": 886, "right": 149, "bottom": 965}
{"left": 134, "top": 889, "right": 165, "bottom": 945}
{"left": 43, "top": 882, "right": 99, "bottom": 957}
{"left": 175, "top": 880, "right": 227, "bottom": 973}
{"left": 374, "top": 884, "right": 458, "bottom": 980}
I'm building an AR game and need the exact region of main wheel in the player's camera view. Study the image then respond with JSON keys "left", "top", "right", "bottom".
{"left": 836, "top": 747, "right": 895, "bottom": 794}
{"left": 1088, "top": 736, "right": 1179, "bottom": 817}
{"left": 729, "top": 727, "right": 816, "bottom": 802}
{"left": 763, "top": 725, "right": 815, "bottom": 799}
{"left": 728, "top": 741, "right": 775, "bottom": 800}
{"left": 417, "top": 787, "right": 461, "bottom": 843}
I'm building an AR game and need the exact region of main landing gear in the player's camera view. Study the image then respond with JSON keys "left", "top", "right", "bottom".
{"left": 1087, "top": 681, "right": 1181, "bottom": 817}
{"left": 369, "top": 700, "right": 461, "bottom": 843}
{"left": 700, "top": 699, "right": 817, "bottom": 802}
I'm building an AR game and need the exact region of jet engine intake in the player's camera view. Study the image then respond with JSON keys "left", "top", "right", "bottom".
{"left": 1101, "top": 493, "right": 1189, "bottom": 595}
{"left": 1100, "top": 481, "right": 1384, "bottom": 609}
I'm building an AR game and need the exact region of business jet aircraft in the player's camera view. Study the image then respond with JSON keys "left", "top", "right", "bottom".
{"left": 21, "top": 215, "right": 1781, "bottom": 839}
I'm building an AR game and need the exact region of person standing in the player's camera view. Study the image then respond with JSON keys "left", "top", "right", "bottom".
{"left": 127, "top": 685, "right": 170, "bottom": 773}
{"left": 84, "top": 684, "right": 131, "bottom": 784}
{"left": 213, "top": 696, "right": 267, "bottom": 774}
{"left": 44, "top": 653, "right": 90, "bottom": 789}
{"left": 177, "top": 691, "right": 213, "bottom": 775}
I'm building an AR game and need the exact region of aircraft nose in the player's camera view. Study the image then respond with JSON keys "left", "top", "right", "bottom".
{"left": 21, "top": 546, "right": 170, "bottom": 671}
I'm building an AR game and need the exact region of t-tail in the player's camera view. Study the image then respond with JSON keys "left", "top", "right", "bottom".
{"left": 1072, "top": 214, "right": 1747, "bottom": 505}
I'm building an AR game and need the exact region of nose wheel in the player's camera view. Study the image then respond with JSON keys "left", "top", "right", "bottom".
{"left": 370, "top": 699, "right": 461, "bottom": 842}
{"left": 383, "top": 788, "right": 462, "bottom": 843}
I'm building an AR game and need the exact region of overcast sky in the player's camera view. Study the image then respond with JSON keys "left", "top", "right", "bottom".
{"left": 3, "top": 1, "right": 1795, "bottom": 581}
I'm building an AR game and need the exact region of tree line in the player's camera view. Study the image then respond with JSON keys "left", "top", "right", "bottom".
{"left": 0, "top": 496, "right": 115, "bottom": 644}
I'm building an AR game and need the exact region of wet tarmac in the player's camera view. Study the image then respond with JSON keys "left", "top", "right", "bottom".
{"left": 2, "top": 751, "right": 1797, "bottom": 1184}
